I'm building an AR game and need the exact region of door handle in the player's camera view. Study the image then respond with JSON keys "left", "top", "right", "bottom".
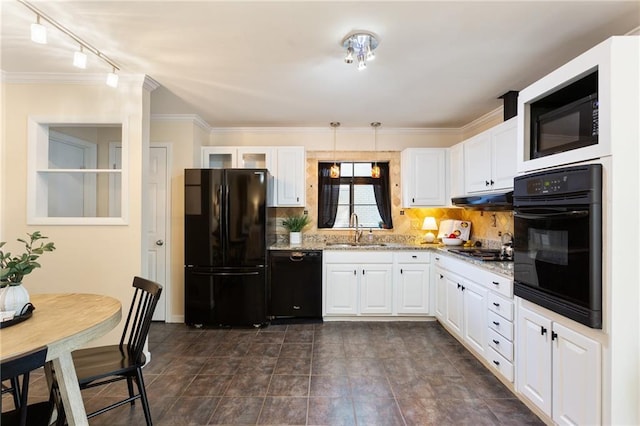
{"left": 156, "top": 240, "right": 164, "bottom": 246}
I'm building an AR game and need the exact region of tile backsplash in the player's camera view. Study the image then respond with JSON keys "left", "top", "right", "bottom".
{"left": 273, "top": 150, "right": 514, "bottom": 247}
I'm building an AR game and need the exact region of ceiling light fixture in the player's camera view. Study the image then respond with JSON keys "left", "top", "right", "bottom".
{"left": 30, "top": 15, "right": 47, "bottom": 44}
{"left": 371, "top": 122, "right": 381, "bottom": 178}
{"left": 73, "top": 46, "right": 87, "bottom": 69}
{"left": 330, "top": 122, "right": 341, "bottom": 179}
{"left": 19, "top": 0, "right": 121, "bottom": 87}
{"left": 106, "top": 68, "right": 119, "bottom": 88}
{"left": 342, "top": 31, "right": 378, "bottom": 70}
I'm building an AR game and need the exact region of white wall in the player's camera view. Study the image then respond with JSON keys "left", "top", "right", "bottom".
{"left": 149, "top": 117, "right": 204, "bottom": 323}
{"left": 209, "top": 126, "right": 462, "bottom": 151}
{"left": 1, "top": 77, "right": 149, "bottom": 347}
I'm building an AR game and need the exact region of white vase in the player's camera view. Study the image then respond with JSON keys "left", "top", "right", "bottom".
{"left": 0, "top": 284, "right": 30, "bottom": 314}
{"left": 289, "top": 232, "right": 302, "bottom": 245}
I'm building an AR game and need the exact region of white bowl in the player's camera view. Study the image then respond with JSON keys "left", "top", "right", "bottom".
{"left": 442, "top": 237, "right": 464, "bottom": 246}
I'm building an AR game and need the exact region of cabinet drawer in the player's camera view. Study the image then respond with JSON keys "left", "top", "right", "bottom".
{"left": 395, "top": 252, "right": 430, "bottom": 263}
{"left": 487, "top": 292, "right": 514, "bottom": 321}
{"left": 479, "top": 271, "right": 513, "bottom": 298}
{"left": 488, "top": 328, "right": 513, "bottom": 361}
{"left": 486, "top": 347, "right": 514, "bottom": 382}
{"left": 488, "top": 310, "right": 514, "bottom": 341}
{"left": 323, "top": 251, "right": 393, "bottom": 264}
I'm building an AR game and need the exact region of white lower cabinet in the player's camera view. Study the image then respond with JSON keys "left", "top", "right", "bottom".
{"left": 443, "top": 271, "right": 464, "bottom": 336}
{"left": 434, "top": 253, "right": 514, "bottom": 383}
{"left": 323, "top": 251, "right": 394, "bottom": 316}
{"left": 323, "top": 250, "right": 430, "bottom": 317}
{"left": 517, "top": 302, "right": 601, "bottom": 425}
{"left": 486, "top": 291, "right": 515, "bottom": 382}
{"left": 359, "top": 264, "right": 394, "bottom": 314}
{"left": 462, "top": 280, "right": 488, "bottom": 357}
{"left": 395, "top": 252, "right": 431, "bottom": 314}
{"left": 436, "top": 265, "right": 487, "bottom": 356}
{"left": 324, "top": 263, "right": 359, "bottom": 315}
{"left": 434, "top": 267, "right": 447, "bottom": 319}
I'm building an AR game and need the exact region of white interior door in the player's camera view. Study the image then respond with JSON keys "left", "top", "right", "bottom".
{"left": 48, "top": 132, "right": 97, "bottom": 217}
{"left": 148, "top": 146, "right": 168, "bottom": 321}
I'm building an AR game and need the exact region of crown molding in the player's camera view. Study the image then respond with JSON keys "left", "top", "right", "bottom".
{"left": 459, "top": 106, "right": 504, "bottom": 134}
{"left": 143, "top": 75, "right": 160, "bottom": 92}
{"left": 210, "top": 126, "right": 461, "bottom": 135}
{"left": 151, "top": 114, "right": 211, "bottom": 132}
{"left": 3, "top": 72, "right": 150, "bottom": 88}
{"left": 626, "top": 26, "right": 640, "bottom": 36}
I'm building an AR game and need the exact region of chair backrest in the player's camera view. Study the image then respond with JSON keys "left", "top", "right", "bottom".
{"left": 119, "top": 276, "right": 163, "bottom": 363}
{"left": 1, "top": 346, "right": 48, "bottom": 426}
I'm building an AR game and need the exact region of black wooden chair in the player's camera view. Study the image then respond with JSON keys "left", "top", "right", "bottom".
{"left": 68, "top": 276, "right": 162, "bottom": 425}
{"left": 1, "top": 378, "right": 22, "bottom": 409}
{"left": 0, "top": 346, "right": 57, "bottom": 426}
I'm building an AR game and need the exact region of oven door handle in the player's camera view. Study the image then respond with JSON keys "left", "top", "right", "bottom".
{"left": 514, "top": 210, "right": 589, "bottom": 219}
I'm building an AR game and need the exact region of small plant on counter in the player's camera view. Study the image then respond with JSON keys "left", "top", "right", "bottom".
{"left": 281, "top": 214, "right": 311, "bottom": 232}
{"left": 0, "top": 231, "right": 56, "bottom": 286}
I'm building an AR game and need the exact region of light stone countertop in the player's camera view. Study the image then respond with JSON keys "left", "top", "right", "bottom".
{"left": 269, "top": 242, "right": 514, "bottom": 277}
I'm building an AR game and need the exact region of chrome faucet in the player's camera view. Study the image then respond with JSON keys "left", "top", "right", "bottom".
{"left": 350, "top": 213, "right": 363, "bottom": 243}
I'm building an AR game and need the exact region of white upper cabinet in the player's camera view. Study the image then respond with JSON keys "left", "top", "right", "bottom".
{"left": 448, "top": 142, "right": 465, "bottom": 199}
{"left": 201, "top": 146, "right": 273, "bottom": 170}
{"left": 517, "top": 37, "right": 638, "bottom": 173}
{"left": 491, "top": 119, "right": 518, "bottom": 190}
{"left": 401, "top": 148, "right": 448, "bottom": 207}
{"left": 464, "top": 117, "right": 517, "bottom": 194}
{"left": 201, "top": 146, "right": 305, "bottom": 207}
{"left": 464, "top": 132, "right": 493, "bottom": 193}
{"left": 274, "top": 147, "right": 306, "bottom": 207}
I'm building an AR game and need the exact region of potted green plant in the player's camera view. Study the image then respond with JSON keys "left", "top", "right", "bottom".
{"left": 281, "top": 214, "right": 311, "bottom": 245}
{"left": 0, "top": 231, "right": 56, "bottom": 314}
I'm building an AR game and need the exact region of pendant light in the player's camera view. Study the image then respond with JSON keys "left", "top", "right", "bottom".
{"left": 371, "top": 122, "right": 381, "bottom": 178}
{"left": 330, "top": 122, "right": 340, "bottom": 178}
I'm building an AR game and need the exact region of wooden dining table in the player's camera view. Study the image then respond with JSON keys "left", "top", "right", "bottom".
{"left": 0, "top": 293, "right": 122, "bottom": 426}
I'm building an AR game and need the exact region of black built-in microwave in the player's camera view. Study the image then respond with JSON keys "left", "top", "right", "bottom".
{"left": 530, "top": 71, "right": 599, "bottom": 159}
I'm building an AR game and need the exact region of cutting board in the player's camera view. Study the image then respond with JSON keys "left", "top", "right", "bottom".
{"left": 437, "top": 219, "right": 471, "bottom": 240}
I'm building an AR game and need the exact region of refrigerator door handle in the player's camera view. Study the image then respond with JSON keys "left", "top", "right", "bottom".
{"left": 191, "top": 271, "right": 260, "bottom": 277}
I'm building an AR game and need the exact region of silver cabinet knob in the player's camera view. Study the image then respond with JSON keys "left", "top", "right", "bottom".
{"left": 155, "top": 240, "right": 164, "bottom": 246}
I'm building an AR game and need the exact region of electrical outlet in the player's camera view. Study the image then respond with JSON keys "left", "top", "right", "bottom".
{"left": 400, "top": 210, "right": 405, "bottom": 216}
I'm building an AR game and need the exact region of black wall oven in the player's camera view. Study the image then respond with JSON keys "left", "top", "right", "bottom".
{"left": 513, "top": 164, "right": 602, "bottom": 328}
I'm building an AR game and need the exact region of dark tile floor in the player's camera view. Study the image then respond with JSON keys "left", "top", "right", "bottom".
{"left": 5, "top": 320, "right": 544, "bottom": 425}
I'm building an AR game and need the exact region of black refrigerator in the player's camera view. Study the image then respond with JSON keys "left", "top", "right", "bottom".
{"left": 184, "top": 168, "right": 275, "bottom": 327}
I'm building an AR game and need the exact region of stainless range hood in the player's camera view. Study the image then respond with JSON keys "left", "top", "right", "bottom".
{"left": 451, "top": 191, "right": 513, "bottom": 211}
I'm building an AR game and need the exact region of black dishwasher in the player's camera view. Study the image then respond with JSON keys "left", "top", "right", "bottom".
{"left": 269, "top": 250, "right": 322, "bottom": 320}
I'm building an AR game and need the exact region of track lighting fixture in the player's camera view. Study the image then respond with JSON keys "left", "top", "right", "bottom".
{"left": 73, "top": 46, "right": 87, "bottom": 69}
{"left": 342, "top": 31, "right": 379, "bottom": 70}
{"left": 106, "top": 68, "right": 119, "bottom": 88}
{"left": 19, "top": 0, "right": 121, "bottom": 88}
{"left": 30, "top": 15, "right": 47, "bottom": 44}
